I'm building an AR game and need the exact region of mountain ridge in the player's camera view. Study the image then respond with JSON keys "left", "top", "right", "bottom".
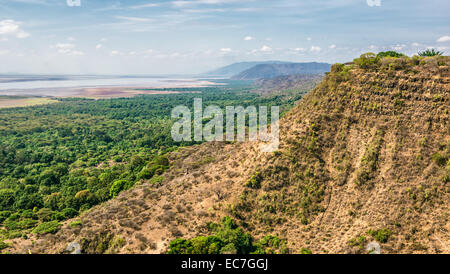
{"left": 232, "top": 62, "right": 331, "bottom": 80}
{"left": 204, "top": 61, "right": 292, "bottom": 77}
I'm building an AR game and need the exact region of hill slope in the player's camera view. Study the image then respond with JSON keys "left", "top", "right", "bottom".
{"left": 232, "top": 62, "right": 331, "bottom": 80}
{"left": 7, "top": 55, "right": 449, "bottom": 254}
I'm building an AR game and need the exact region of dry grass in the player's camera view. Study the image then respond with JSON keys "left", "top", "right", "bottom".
{"left": 0, "top": 97, "right": 58, "bottom": 109}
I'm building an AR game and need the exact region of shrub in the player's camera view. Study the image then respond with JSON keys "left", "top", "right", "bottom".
{"left": 61, "top": 208, "right": 78, "bottom": 219}
{"left": 152, "top": 155, "right": 169, "bottom": 167}
{"left": 377, "top": 51, "right": 405, "bottom": 58}
{"left": 245, "top": 172, "right": 263, "bottom": 189}
{"left": 168, "top": 217, "right": 290, "bottom": 255}
{"left": 432, "top": 153, "right": 447, "bottom": 167}
{"left": 17, "top": 218, "right": 38, "bottom": 229}
{"left": 354, "top": 52, "right": 380, "bottom": 69}
{"left": 380, "top": 56, "right": 409, "bottom": 70}
{"left": 168, "top": 217, "right": 285, "bottom": 255}
{"left": 300, "top": 248, "right": 312, "bottom": 254}
{"left": 253, "top": 235, "right": 289, "bottom": 254}
{"left": 109, "top": 180, "right": 131, "bottom": 198}
{"left": 33, "top": 221, "right": 61, "bottom": 235}
{"left": 418, "top": 49, "right": 443, "bottom": 56}
{"left": 138, "top": 164, "right": 167, "bottom": 180}
{"left": 0, "top": 211, "right": 12, "bottom": 223}
{"left": 368, "top": 228, "right": 392, "bottom": 243}
{"left": 150, "top": 175, "right": 164, "bottom": 185}
{"left": 0, "top": 189, "right": 15, "bottom": 210}
{"left": 37, "top": 208, "right": 53, "bottom": 222}
{"left": 0, "top": 241, "right": 8, "bottom": 251}
{"left": 348, "top": 235, "right": 367, "bottom": 249}
{"left": 69, "top": 220, "right": 82, "bottom": 228}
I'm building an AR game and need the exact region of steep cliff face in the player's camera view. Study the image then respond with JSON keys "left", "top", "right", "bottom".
{"left": 8, "top": 56, "right": 449, "bottom": 254}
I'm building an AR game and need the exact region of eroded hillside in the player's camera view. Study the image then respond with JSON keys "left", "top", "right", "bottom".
{"left": 6, "top": 55, "right": 449, "bottom": 254}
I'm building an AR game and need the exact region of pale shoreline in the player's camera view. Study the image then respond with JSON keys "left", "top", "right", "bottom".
{"left": 0, "top": 80, "right": 221, "bottom": 108}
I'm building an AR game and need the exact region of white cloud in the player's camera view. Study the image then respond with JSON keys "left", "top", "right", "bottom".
{"left": 52, "top": 43, "right": 84, "bottom": 56}
{"left": 411, "top": 42, "right": 420, "bottom": 47}
{"left": 54, "top": 43, "right": 75, "bottom": 49}
{"left": 306, "top": 37, "right": 312, "bottom": 41}
{"left": 130, "top": 3, "right": 160, "bottom": 9}
{"left": 0, "top": 20, "right": 30, "bottom": 39}
{"left": 244, "top": 36, "right": 253, "bottom": 41}
{"left": 0, "top": 50, "right": 9, "bottom": 55}
{"left": 310, "top": 46, "right": 321, "bottom": 52}
{"left": 260, "top": 45, "right": 272, "bottom": 52}
{"left": 391, "top": 44, "right": 406, "bottom": 51}
{"left": 366, "top": 0, "right": 381, "bottom": 7}
{"left": 294, "top": 47, "right": 306, "bottom": 52}
{"left": 96, "top": 44, "right": 103, "bottom": 49}
{"left": 66, "top": 0, "right": 81, "bottom": 7}
{"left": 329, "top": 44, "right": 336, "bottom": 49}
{"left": 220, "top": 47, "right": 232, "bottom": 53}
{"left": 0, "top": 20, "right": 19, "bottom": 34}
{"left": 172, "top": 0, "right": 244, "bottom": 7}
{"left": 437, "top": 36, "right": 450, "bottom": 43}
{"left": 115, "top": 16, "right": 153, "bottom": 22}
{"left": 111, "top": 50, "right": 120, "bottom": 55}
{"left": 67, "top": 36, "right": 76, "bottom": 41}
{"left": 16, "top": 31, "right": 30, "bottom": 38}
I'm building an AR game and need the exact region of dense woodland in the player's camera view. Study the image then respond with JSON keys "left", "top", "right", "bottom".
{"left": 0, "top": 79, "right": 311, "bottom": 242}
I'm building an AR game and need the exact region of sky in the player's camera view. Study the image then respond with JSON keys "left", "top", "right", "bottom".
{"left": 0, "top": 0, "right": 449, "bottom": 75}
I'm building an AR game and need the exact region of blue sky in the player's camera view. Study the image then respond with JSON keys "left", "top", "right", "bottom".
{"left": 0, "top": 0, "right": 449, "bottom": 74}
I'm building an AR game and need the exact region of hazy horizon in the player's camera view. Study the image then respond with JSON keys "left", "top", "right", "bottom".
{"left": 0, "top": 0, "right": 449, "bottom": 75}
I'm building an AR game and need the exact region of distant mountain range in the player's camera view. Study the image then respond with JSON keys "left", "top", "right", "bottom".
{"left": 204, "top": 61, "right": 292, "bottom": 77}
{"left": 232, "top": 62, "right": 331, "bottom": 80}
{"left": 205, "top": 61, "right": 331, "bottom": 80}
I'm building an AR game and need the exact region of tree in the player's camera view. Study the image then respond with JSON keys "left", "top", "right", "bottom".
{"left": 418, "top": 49, "right": 443, "bottom": 56}
{"left": 109, "top": 180, "right": 130, "bottom": 198}
{"left": 377, "top": 51, "right": 405, "bottom": 58}
{"left": 0, "top": 189, "right": 15, "bottom": 210}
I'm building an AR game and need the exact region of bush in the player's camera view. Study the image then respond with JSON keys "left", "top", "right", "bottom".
{"left": 300, "top": 248, "right": 312, "bottom": 254}
{"left": 32, "top": 221, "right": 61, "bottom": 235}
{"left": 253, "top": 235, "right": 289, "bottom": 254}
{"left": 354, "top": 52, "right": 380, "bottom": 69}
{"left": 0, "top": 211, "right": 12, "bottom": 223}
{"left": 432, "top": 153, "right": 447, "bottom": 167}
{"left": 0, "top": 241, "right": 8, "bottom": 251}
{"left": 368, "top": 228, "right": 392, "bottom": 243}
{"left": 377, "top": 51, "right": 405, "bottom": 58}
{"left": 69, "top": 220, "right": 82, "bottom": 228}
{"left": 37, "top": 208, "right": 53, "bottom": 222}
{"left": 152, "top": 155, "right": 169, "bottom": 167}
{"left": 61, "top": 208, "right": 78, "bottom": 219}
{"left": 245, "top": 172, "right": 262, "bottom": 189}
{"left": 168, "top": 217, "right": 289, "bottom": 254}
{"left": 109, "top": 180, "right": 131, "bottom": 198}
{"left": 150, "top": 175, "right": 164, "bottom": 185}
{"left": 17, "top": 218, "right": 38, "bottom": 229}
{"left": 0, "top": 189, "right": 15, "bottom": 210}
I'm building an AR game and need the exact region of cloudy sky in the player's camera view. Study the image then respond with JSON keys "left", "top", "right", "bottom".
{"left": 0, "top": 0, "right": 449, "bottom": 74}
